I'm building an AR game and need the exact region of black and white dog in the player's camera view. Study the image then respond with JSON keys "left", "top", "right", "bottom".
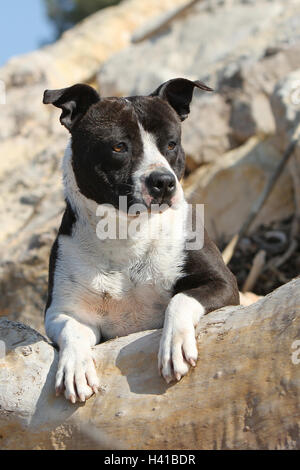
{"left": 43, "top": 78, "right": 239, "bottom": 404}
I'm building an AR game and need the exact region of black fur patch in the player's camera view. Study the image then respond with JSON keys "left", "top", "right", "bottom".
{"left": 45, "top": 200, "right": 76, "bottom": 313}
{"left": 69, "top": 96, "right": 185, "bottom": 209}
{"left": 174, "top": 229, "right": 240, "bottom": 313}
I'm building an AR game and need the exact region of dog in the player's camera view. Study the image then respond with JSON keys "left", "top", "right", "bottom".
{"left": 43, "top": 78, "right": 239, "bottom": 404}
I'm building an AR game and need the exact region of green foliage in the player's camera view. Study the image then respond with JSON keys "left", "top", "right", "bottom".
{"left": 44, "top": 0, "right": 122, "bottom": 38}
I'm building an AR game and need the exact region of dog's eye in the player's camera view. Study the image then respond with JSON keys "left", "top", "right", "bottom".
{"left": 167, "top": 141, "right": 177, "bottom": 151}
{"left": 112, "top": 142, "right": 127, "bottom": 153}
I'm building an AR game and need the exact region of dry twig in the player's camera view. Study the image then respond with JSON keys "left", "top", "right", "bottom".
{"left": 242, "top": 250, "right": 266, "bottom": 293}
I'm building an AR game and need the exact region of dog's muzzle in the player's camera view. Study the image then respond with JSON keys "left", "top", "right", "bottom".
{"left": 145, "top": 169, "right": 176, "bottom": 204}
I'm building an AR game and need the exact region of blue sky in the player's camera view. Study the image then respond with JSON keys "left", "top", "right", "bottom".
{"left": 0, "top": 0, "right": 54, "bottom": 66}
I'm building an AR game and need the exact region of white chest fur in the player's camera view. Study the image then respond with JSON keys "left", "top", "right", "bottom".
{"left": 50, "top": 202, "right": 188, "bottom": 339}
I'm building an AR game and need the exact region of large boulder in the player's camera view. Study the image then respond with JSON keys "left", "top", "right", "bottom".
{"left": 98, "top": 0, "right": 300, "bottom": 97}
{"left": 0, "top": 278, "right": 299, "bottom": 450}
{"left": 271, "top": 68, "right": 300, "bottom": 148}
{"left": 271, "top": 69, "right": 300, "bottom": 222}
{"left": 1, "top": 0, "right": 187, "bottom": 89}
{"left": 98, "top": 0, "right": 300, "bottom": 166}
{"left": 226, "top": 43, "right": 300, "bottom": 146}
{"left": 184, "top": 136, "right": 294, "bottom": 241}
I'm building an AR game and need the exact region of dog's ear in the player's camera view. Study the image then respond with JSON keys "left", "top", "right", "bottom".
{"left": 43, "top": 84, "right": 100, "bottom": 131}
{"left": 150, "top": 78, "right": 213, "bottom": 121}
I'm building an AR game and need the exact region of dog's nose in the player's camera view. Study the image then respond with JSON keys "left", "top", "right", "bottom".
{"left": 145, "top": 170, "right": 176, "bottom": 200}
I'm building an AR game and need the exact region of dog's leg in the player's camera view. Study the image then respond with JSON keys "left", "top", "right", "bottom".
{"left": 45, "top": 312, "right": 100, "bottom": 403}
{"left": 158, "top": 293, "right": 204, "bottom": 383}
{"left": 159, "top": 227, "right": 239, "bottom": 383}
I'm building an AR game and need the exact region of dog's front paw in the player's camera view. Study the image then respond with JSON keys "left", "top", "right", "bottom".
{"left": 55, "top": 345, "right": 99, "bottom": 404}
{"left": 158, "top": 320, "right": 198, "bottom": 384}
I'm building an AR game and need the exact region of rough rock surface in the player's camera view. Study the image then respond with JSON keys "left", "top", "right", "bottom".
{"left": 98, "top": 0, "right": 300, "bottom": 165}
{"left": 184, "top": 136, "right": 294, "bottom": 240}
{"left": 0, "top": 278, "right": 299, "bottom": 450}
{"left": 1, "top": 0, "right": 187, "bottom": 89}
{"left": 271, "top": 69, "right": 300, "bottom": 215}
{"left": 98, "top": 0, "right": 300, "bottom": 96}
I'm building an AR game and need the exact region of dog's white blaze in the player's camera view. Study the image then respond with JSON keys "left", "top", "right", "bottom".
{"left": 132, "top": 124, "right": 183, "bottom": 205}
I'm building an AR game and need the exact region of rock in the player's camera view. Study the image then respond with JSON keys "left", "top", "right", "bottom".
{"left": 229, "top": 93, "right": 276, "bottom": 145}
{"left": 182, "top": 94, "right": 231, "bottom": 167}
{"left": 225, "top": 42, "right": 300, "bottom": 143}
{"left": 0, "top": 278, "right": 299, "bottom": 450}
{"left": 271, "top": 68, "right": 300, "bottom": 146}
{"left": 98, "top": 0, "right": 299, "bottom": 96}
{"left": 0, "top": 141, "right": 65, "bottom": 334}
{"left": 0, "top": 0, "right": 189, "bottom": 334}
{"left": 1, "top": 0, "right": 188, "bottom": 88}
{"left": 271, "top": 69, "right": 300, "bottom": 221}
{"left": 184, "top": 136, "right": 294, "bottom": 241}
{"left": 97, "top": 0, "right": 300, "bottom": 164}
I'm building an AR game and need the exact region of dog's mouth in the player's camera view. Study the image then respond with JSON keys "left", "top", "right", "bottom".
{"left": 114, "top": 196, "right": 177, "bottom": 218}
{"left": 114, "top": 180, "right": 183, "bottom": 216}
{"left": 120, "top": 201, "right": 171, "bottom": 218}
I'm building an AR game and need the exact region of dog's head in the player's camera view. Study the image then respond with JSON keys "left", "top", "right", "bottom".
{"left": 43, "top": 79, "right": 212, "bottom": 213}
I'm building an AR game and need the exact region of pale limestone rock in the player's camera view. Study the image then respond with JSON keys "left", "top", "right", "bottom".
{"left": 0, "top": 0, "right": 188, "bottom": 89}
{"left": 271, "top": 68, "right": 300, "bottom": 224}
{"left": 98, "top": 0, "right": 290, "bottom": 96}
{"left": 271, "top": 68, "right": 300, "bottom": 146}
{"left": 0, "top": 278, "right": 299, "bottom": 450}
{"left": 229, "top": 93, "right": 276, "bottom": 145}
{"left": 98, "top": 0, "right": 300, "bottom": 164}
{"left": 182, "top": 94, "right": 231, "bottom": 167}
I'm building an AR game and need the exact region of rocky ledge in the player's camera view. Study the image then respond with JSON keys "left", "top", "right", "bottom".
{"left": 0, "top": 278, "right": 299, "bottom": 450}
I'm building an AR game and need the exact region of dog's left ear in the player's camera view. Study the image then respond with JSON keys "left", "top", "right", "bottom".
{"left": 150, "top": 78, "right": 213, "bottom": 121}
{"left": 43, "top": 83, "right": 100, "bottom": 131}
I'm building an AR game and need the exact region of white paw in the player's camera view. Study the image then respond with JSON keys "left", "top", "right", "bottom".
{"left": 55, "top": 345, "right": 99, "bottom": 404}
{"left": 158, "top": 321, "right": 198, "bottom": 384}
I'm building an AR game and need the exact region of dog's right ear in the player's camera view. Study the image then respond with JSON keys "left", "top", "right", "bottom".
{"left": 150, "top": 78, "right": 213, "bottom": 121}
{"left": 43, "top": 84, "right": 100, "bottom": 131}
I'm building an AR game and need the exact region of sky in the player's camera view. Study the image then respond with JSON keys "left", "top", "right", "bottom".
{"left": 0, "top": 0, "right": 54, "bottom": 66}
